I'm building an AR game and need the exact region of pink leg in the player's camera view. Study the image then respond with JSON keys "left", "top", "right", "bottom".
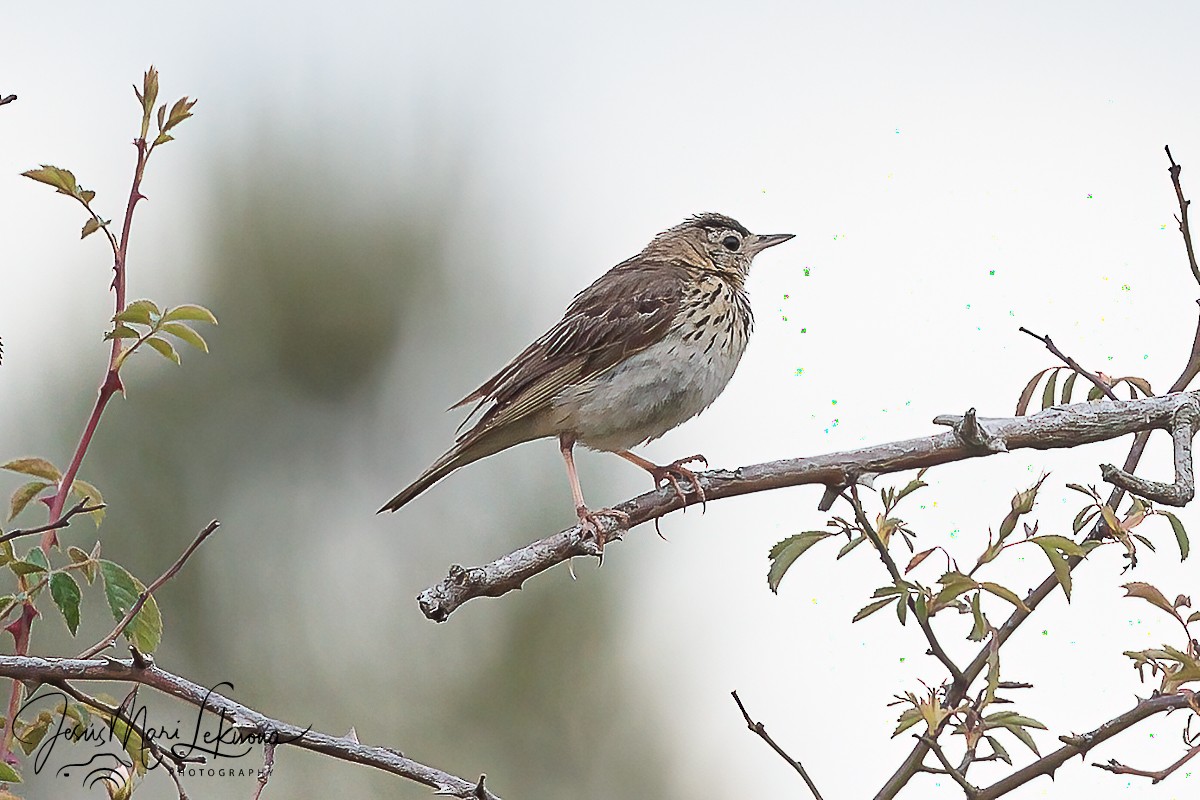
{"left": 559, "top": 434, "right": 629, "bottom": 549}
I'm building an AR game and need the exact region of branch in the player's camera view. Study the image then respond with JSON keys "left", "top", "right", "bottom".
{"left": 973, "top": 693, "right": 1194, "bottom": 799}
{"left": 1094, "top": 739, "right": 1200, "bottom": 784}
{"left": 1100, "top": 401, "right": 1199, "bottom": 505}
{"left": 78, "top": 520, "right": 221, "bottom": 658}
{"left": 0, "top": 656, "right": 501, "bottom": 799}
{"left": 919, "top": 735, "right": 977, "bottom": 798}
{"left": 0, "top": 95, "right": 15, "bottom": 107}
{"left": 0, "top": 498, "right": 105, "bottom": 545}
{"left": 1166, "top": 145, "right": 1200, "bottom": 287}
{"left": 1017, "top": 328, "right": 1120, "bottom": 402}
{"left": 730, "top": 691, "right": 824, "bottom": 800}
{"left": 845, "top": 485, "right": 965, "bottom": 686}
{"left": 418, "top": 392, "right": 1200, "bottom": 622}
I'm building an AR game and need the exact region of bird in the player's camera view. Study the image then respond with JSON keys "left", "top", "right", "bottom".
{"left": 379, "top": 213, "right": 794, "bottom": 544}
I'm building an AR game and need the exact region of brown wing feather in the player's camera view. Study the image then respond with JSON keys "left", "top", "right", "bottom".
{"left": 451, "top": 258, "right": 689, "bottom": 441}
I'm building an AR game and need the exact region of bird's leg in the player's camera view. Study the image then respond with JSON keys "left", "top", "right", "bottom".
{"left": 616, "top": 451, "right": 709, "bottom": 537}
{"left": 559, "top": 434, "right": 629, "bottom": 551}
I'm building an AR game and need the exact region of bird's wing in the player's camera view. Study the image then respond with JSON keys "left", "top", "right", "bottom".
{"left": 451, "top": 260, "right": 688, "bottom": 441}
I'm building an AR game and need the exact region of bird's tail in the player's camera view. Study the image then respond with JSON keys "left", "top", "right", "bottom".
{"left": 377, "top": 421, "right": 546, "bottom": 513}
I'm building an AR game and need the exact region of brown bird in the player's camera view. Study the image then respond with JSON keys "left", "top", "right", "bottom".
{"left": 379, "top": 213, "right": 793, "bottom": 542}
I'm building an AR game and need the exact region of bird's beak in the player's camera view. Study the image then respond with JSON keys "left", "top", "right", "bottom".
{"left": 746, "top": 232, "right": 795, "bottom": 255}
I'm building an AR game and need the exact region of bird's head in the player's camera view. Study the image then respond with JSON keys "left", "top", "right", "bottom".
{"left": 645, "top": 213, "right": 794, "bottom": 283}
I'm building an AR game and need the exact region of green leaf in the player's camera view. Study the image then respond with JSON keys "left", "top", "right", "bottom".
{"left": 16, "top": 711, "right": 53, "bottom": 755}
{"left": 153, "top": 132, "right": 174, "bottom": 146}
{"left": 104, "top": 324, "right": 141, "bottom": 341}
{"left": 163, "top": 304, "right": 218, "bottom": 325}
{"left": 70, "top": 479, "right": 105, "bottom": 527}
{"left": 980, "top": 581, "right": 1030, "bottom": 611}
{"left": 892, "top": 707, "right": 923, "bottom": 737}
{"left": 25, "top": 548, "right": 49, "bottom": 571}
{"left": 8, "top": 480, "right": 50, "bottom": 521}
{"left": 968, "top": 592, "right": 988, "bottom": 641}
{"left": 852, "top": 596, "right": 898, "bottom": 622}
{"left": 1060, "top": 371, "right": 1078, "bottom": 404}
{"left": 836, "top": 535, "right": 865, "bottom": 559}
{"left": 985, "top": 734, "right": 1012, "bottom": 765}
{"left": 160, "top": 322, "right": 208, "bottom": 352}
{"left": 1160, "top": 511, "right": 1189, "bottom": 561}
{"left": 50, "top": 572, "right": 81, "bottom": 635}
{"left": 99, "top": 560, "right": 162, "bottom": 653}
{"left": 1041, "top": 369, "right": 1058, "bottom": 411}
{"left": 933, "top": 571, "right": 979, "bottom": 609}
{"left": 767, "top": 532, "right": 834, "bottom": 593}
{"left": 80, "top": 217, "right": 101, "bottom": 239}
{"left": 905, "top": 548, "right": 937, "bottom": 574}
{"left": 145, "top": 336, "right": 181, "bottom": 365}
{"left": 0, "top": 760, "right": 22, "bottom": 782}
{"left": 1122, "top": 376, "right": 1154, "bottom": 397}
{"left": 22, "top": 165, "right": 80, "bottom": 197}
{"left": 2, "top": 457, "right": 61, "bottom": 481}
{"left": 162, "top": 96, "right": 197, "bottom": 132}
{"left": 114, "top": 299, "right": 160, "bottom": 325}
{"left": 1015, "top": 368, "right": 1050, "bottom": 415}
{"left": 67, "top": 546, "right": 90, "bottom": 564}
{"left": 1072, "top": 506, "right": 1099, "bottom": 534}
{"left": 1031, "top": 537, "right": 1075, "bottom": 600}
{"left": 9, "top": 560, "right": 46, "bottom": 576}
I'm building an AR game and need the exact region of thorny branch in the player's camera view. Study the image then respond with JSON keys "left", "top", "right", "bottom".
{"left": 731, "top": 691, "right": 825, "bottom": 800}
{"left": 419, "top": 391, "right": 1200, "bottom": 622}
{"left": 0, "top": 656, "right": 501, "bottom": 800}
{"left": 0, "top": 498, "right": 105, "bottom": 545}
{"left": 1094, "top": 739, "right": 1200, "bottom": 784}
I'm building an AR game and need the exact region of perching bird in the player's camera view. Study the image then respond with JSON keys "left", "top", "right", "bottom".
{"left": 379, "top": 213, "right": 793, "bottom": 542}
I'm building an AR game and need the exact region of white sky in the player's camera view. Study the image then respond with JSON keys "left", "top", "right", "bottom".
{"left": 4, "top": 2, "right": 1200, "bottom": 799}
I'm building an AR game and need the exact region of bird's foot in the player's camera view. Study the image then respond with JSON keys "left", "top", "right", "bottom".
{"left": 575, "top": 505, "right": 630, "bottom": 556}
{"left": 648, "top": 454, "right": 708, "bottom": 510}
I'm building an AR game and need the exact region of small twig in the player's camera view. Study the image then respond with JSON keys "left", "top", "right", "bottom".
{"left": 730, "top": 691, "right": 824, "bottom": 800}
{"left": 846, "top": 484, "right": 967, "bottom": 687}
{"left": 1094, "top": 739, "right": 1200, "bottom": 784}
{"left": 1166, "top": 145, "right": 1200, "bottom": 287}
{"left": 0, "top": 95, "right": 15, "bottom": 107}
{"left": 919, "top": 735, "right": 978, "bottom": 798}
{"left": 1018, "top": 328, "right": 1120, "bottom": 402}
{"left": 0, "top": 498, "right": 104, "bottom": 545}
{"left": 251, "top": 742, "right": 276, "bottom": 800}
{"left": 79, "top": 520, "right": 220, "bottom": 659}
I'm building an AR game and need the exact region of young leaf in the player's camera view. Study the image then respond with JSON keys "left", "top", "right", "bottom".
{"left": 985, "top": 734, "right": 1012, "bottom": 765}
{"left": 968, "top": 592, "right": 988, "bottom": 641}
{"left": 0, "top": 761, "right": 21, "bottom": 783}
{"left": 159, "top": 322, "right": 208, "bottom": 352}
{"left": 9, "top": 480, "right": 51, "bottom": 521}
{"left": 163, "top": 304, "right": 218, "bottom": 325}
{"left": 99, "top": 560, "right": 162, "bottom": 653}
{"left": 1121, "top": 376, "right": 1154, "bottom": 397}
{"left": 1015, "top": 368, "right": 1050, "bottom": 415}
{"left": 114, "top": 299, "right": 160, "bottom": 325}
{"left": 2, "top": 457, "right": 62, "bottom": 481}
{"left": 9, "top": 559, "right": 47, "bottom": 576}
{"left": 49, "top": 572, "right": 82, "bottom": 635}
{"left": 1159, "top": 511, "right": 1190, "bottom": 561}
{"left": 767, "top": 532, "right": 834, "bottom": 592}
{"left": 22, "top": 165, "right": 80, "bottom": 197}
{"left": 836, "top": 535, "right": 865, "bottom": 559}
{"left": 81, "top": 217, "right": 101, "bottom": 239}
{"left": 1060, "top": 371, "right": 1078, "bottom": 405}
{"left": 145, "top": 337, "right": 181, "bottom": 365}
{"left": 1121, "top": 582, "right": 1181, "bottom": 621}
{"left": 980, "top": 581, "right": 1030, "bottom": 611}
{"left": 104, "top": 324, "right": 141, "bottom": 341}
{"left": 1031, "top": 537, "right": 1075, "bottom": 600}
{"left": 70, "top": 479, "right": 105, "bottom": 527}
{"left": 853, "top": 596, "right": 898, "bottom": 622}
{"left": 1041, "top": 369, "right": 1058, "bottom": 411}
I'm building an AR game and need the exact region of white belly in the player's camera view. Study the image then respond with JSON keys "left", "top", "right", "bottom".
{"left": 550, "top": 322, "right": 749, "bottom": 452}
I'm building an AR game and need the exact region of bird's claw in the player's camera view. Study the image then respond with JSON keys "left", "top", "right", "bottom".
{"left": 576, "top": 505, "right": 630, "bottom": 557}
{"left": 649, "top": 454, "right": 708, "bottom": 514}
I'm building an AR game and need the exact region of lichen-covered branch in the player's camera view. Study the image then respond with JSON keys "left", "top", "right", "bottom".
{"left": 419, "top": 392, "right": 1200, "bottom": 622}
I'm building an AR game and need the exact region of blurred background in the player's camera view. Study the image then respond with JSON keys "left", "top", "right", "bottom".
{"left": 3, "top": 2, "right": 1200, "bottom": 798}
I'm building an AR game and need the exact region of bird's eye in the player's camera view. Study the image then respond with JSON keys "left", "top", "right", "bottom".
{"left": 722, "top": 235, "right": 741, "bottom": 252}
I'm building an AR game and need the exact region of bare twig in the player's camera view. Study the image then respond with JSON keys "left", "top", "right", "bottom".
{"left": 252, "top": 742, "right": 275, "bottom": 800}
{"left": 846, "top": 485, "right": 965, "bottom": 686}
{"left": 78, "top": 520, "right": 221, "bottom": 658}
{"left": 1094, "top": 739, "right": 1200, "bottom": 784}
{"left": 0, "top": 498, "right": 105, "bottom": 545}
{"left": 419, "top": 392, "right": 1200, "bottom": 621}
{"left": 731, "top": 691, "right": 824, "bottom": 800}
{"left": 0, "top": 656, "right": 501, "bottom": 799}
{"left": 1018, "top": 328, "right": 1120, "bottom": 402}
{"left": 1166, "top": 145, "right": 1200, "bottom": 287}
{"left": 0, "top": 95, "right": 15, "bottom": 107}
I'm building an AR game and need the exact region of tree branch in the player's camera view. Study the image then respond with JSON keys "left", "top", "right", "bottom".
{"left": 731, "top": 690, "right": 824, "bottom": 800}
{"left": 418, "top": 392, "right": 1200, "bottom": 622}
{"left": 0, "top": 498, "right": 105, "bottom": 545}
{"left": 0, "top": 656, "right": 501, "bottom": 799}
{"left": 1017, "top": 328, "right": 1120, "bottom": 402}
{"left": 78, "top": 520, "right": 221, "bottom": 658}
{"left": 1094, "top": 738, "right": 1200, "bottom": 784}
